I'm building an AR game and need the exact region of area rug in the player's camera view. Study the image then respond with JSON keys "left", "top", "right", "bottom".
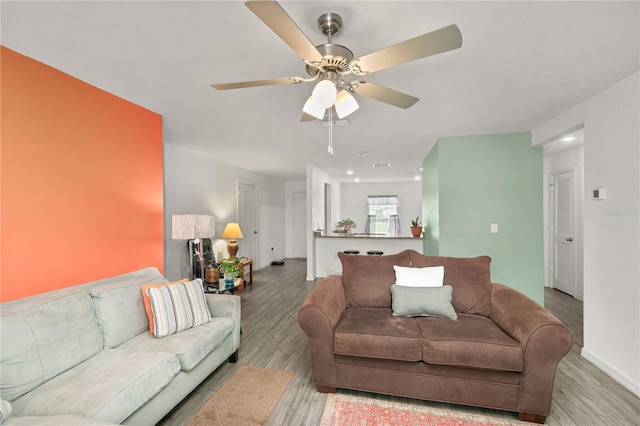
{"left": 320, "top": 394, "right": 530, "bottom": 426}
{"left": 187, "top": 366, "right": 294, "bottom": 426}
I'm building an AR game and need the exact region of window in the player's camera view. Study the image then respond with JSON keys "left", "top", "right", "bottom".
{"left": 367, "top": 195, "right": 400, "bottom": 235}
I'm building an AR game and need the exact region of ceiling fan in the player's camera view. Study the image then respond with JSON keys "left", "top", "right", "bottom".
{"left": 211, "top": 1, "right": 463, "bottom": 123}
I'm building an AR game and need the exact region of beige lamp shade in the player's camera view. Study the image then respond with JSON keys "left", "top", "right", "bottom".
{"left": 221, "top": 223, "right": 244, "bottom": 259}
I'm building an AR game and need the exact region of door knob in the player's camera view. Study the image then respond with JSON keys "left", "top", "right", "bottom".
{"left": 566, "top": 237, "right": 573, "bottom": 242}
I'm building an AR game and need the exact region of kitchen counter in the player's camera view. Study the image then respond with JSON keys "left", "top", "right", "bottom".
{"left": 317, "top": 234, "right": 418, "bottom": 239}
{"left": 314, "top": 234, "right": 423, "bottom": 277}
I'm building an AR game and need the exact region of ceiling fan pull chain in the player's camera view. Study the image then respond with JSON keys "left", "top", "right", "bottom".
{"left": 328, "top": 108, "right": 334, "bottom": 156}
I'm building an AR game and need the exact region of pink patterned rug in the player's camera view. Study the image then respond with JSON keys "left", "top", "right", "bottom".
{"left": 320, "top": 394, "right": 530, "bottom": 426}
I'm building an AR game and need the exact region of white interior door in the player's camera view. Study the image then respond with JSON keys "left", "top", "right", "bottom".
{"left": 552, "top": 170, "right": 576, "bottom": 295}
{"left": 238, "top": 182, "right": 257, "bottom": 262}
{"left": 293, "top": 191, "right": 307, "bottom": 258}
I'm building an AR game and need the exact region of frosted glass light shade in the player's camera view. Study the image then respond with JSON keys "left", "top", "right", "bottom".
{"left": 302, "top": 96, "right": 326, "bottom": 120}
{"left": 172, "top": 214, "right": 215, "bottom": 240}
{"left": 311, "top": 79, "right": 337, "bottom": 108}
{"left": 335, "top": 90, "right": 359, "bottom": 119}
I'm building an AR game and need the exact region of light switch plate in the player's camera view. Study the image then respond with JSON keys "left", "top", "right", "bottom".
{"left": 491, "top": 224, "right": 498, "bottom": 233}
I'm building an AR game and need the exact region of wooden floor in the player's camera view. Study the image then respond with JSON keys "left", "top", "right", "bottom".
{"left": 157, "top": 259, "right": 640, "bottom": 426}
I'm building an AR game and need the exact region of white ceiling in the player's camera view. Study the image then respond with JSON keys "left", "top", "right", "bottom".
{"left": 2, "top": 1, "right": 638, "bottom": 183}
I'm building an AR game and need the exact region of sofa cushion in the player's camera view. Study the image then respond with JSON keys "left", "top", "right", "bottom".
{"left": 10, "top": 349, "right": 180, "bottom": 424}
{"left": 409, "top": 251, "right": 492, "bottom": 317}
{"left": 391, "top": 285, "right": 457, "bottom": 320}
{"left": 393, "top": 265, "right": 444, "bottom": 287}
{"left": 116, "top": 317, "right": 234, "bottom": 371}
{"left": 334, "top": 308, "right": 422, "bottom": 361}
{"left": 3, "top": 415, "right": 117, "bottom": 425}
{"left": 90, "top": 271, "right": 169, "bottom": 348}
{"left": 418, "top": 314, "right": 523, "bottom": 372}
{"left": 339, "top": 250, "right": 411, "bottom": 308}
{"left": 0, "top": 290, "right": 103, "bottom": 402}
{"left": 141, "top": 279, "right": 188, "bottom": 335}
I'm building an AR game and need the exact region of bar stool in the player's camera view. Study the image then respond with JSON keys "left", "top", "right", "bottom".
{"left": 344, "top": 250, "right": 360, "bottom": 255}
{"left": 367, "top": 250, "right": 384, "bottom": 256}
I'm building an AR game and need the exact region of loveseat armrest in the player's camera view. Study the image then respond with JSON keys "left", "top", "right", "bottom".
{"left": 490, "top": 283, "right": 573, "bottom": 421}
{"left": 205, "top": 294, "right": 241, "bottom": 350}
{"left": 297, "top": 275, "right": 346, "bottom": 389}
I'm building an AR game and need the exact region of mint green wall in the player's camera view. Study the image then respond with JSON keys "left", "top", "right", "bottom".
{"left": 422, "top": 132, "right": 544, "bottom": 305}
{"left": 422, "top": 143, "right": 440, "bottom": 255}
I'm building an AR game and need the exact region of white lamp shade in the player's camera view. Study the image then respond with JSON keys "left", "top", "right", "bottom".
{"left": 194, "top": 215, "right": 215, "bottom": 238}
{"left": 172, "top": 214, "right": 215, "bottom": 240}
{"left": 335, "top": 89, "right": 359, "bottom": 119}
{"left": 311, "top": 79, "right": 337, "bottom": 109}
{"left": 302, "top": 96, "right": 326, "bottom": 120}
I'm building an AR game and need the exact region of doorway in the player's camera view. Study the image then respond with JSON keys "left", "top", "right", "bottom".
{"left": 238, "top": 181, "right": 257, "bottom": 263}
{"left": 551, "top": 169, "right": 576, "bottom": 296}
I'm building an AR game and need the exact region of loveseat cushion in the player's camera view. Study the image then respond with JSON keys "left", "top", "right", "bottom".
{"left": 339, "top": 250, "right": 411, "bottom": 308}
{"left": 334, "top": 308, "right": 422, "bottom": 361}
{"left": 116, "top": 317, "right": 234, "bottom": 371}
{"left": 3, "top": 415, "right": 117, "bottom": 425}
{"left": 0, "top": 290, "right": 103, "bottom": 401}
{"left": 418, "top": 314, "right": 523, "bottom": 372}
{"left": 10, "top": 349, "right": 180, "bottom": 424}
{"left": 409, "top": 251, "right": 492, "bottom": 317}
{"left": 90, "top": 269, "right": 168, "bottom": 348}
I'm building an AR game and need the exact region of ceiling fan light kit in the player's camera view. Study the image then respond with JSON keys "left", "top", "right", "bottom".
{"left": 212, "top": 1, "right": 462, "bottom": 154}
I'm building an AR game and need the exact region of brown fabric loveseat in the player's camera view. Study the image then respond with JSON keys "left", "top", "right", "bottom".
{"left": 298, "top": 250, "right": 572, "bottom": 423}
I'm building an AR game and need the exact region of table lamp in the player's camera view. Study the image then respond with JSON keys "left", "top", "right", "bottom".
{"left": 220, "top": 222, "right": 244, "bottom": 259}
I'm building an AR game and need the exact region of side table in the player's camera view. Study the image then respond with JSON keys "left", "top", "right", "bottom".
{"left": 239, "top": 258, "right": 253, "bottom": 286}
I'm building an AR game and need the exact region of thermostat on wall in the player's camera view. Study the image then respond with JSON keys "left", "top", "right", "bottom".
{"left": 593, "top": 187, "right": 606, "bottom": 200}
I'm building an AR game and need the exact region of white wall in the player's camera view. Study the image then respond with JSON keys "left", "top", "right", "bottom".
{"left": 285, "top": 180, "right": 305, "bottom": 259}
{"left": 532, "top": 71, "right": 640, "bottom": 396}
{"left": 543, "top": 146, "right": 585, "bottom": 300}
{"left": 306, "top": 165, "right": 342, "bottom": 280}
{"left": 164, "top": 144, "right": 286, "bottom": 280}
{"left": 341, "top": 181, "right": 423, "bottom": 237}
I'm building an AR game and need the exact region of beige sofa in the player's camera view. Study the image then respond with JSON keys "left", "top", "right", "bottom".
{"left": 0, "top": 267, "right": 241, "bottom": 425}
{"left": 298, "top": 250, "right": 572, "bottom": 423}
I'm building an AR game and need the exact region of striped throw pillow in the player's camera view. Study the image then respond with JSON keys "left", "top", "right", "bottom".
{"left": 143, "top": 279, "right": 210, "bottom": 338}
{"left": 183, "top": 279, "right": 212, "bottom": 326}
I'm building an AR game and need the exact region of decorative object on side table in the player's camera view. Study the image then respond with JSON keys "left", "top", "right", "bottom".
{"left": 221, "top": 222, "right": 244, "bottom": 259}
{"left": 220, "top": 258, "right": 243, "bottom": 291}
{"left": 410, "top": 217, "right": 423, "bottom": 237}
{"left": 337, "top": 218, "right": 356, "bottom": 236}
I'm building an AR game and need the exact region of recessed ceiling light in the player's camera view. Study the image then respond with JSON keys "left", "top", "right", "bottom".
{"left": 561, "top": 136, "right": 576, "bottom": 142}
{"left": 414, "top": 176, "right": 421, "bottom": 181}
{"left": 354, "top": 178, "right": 360, "bottom": 182}
{"left": 356, "top": 151, "right": 369, "bottom": 156}
{"left": 346, "top": 170, "right": 354, "bottom": 175}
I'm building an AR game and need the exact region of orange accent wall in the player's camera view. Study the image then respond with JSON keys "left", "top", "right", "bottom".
{"left": 1, "top": 46, "right": 164, "bottom": 302}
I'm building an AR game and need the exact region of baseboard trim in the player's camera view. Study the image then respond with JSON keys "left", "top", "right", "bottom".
{"left": 581, "top": 347, "right": 640, "bottom": 397}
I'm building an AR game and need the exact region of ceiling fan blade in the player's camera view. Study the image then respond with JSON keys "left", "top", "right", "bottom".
{"left": 350, "top": 24, "right": 462, "bottom": 75}
{"left": 300, "top": 112, "right": 318, "bottom": 122}
{"left": 211, "top": 77, "right": 303, "bottom": 90}
{"left": 351, "top": 82, "right": 419, "bottom": 109}
{"left": 246, "top": 1, "right": 324, "bottom": 63}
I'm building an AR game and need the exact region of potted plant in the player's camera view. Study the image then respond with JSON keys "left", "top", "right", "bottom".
{"left": 410, "top": 217, "right": 423, "bottom": 237}
{"left": 337, "top": 218, "right": 356, "bottom": 235}
{"left": 220, "top": 258, "right": 243, "bottom": 290}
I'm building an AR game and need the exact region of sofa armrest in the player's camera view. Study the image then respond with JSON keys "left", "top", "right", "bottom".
{"left": 297, "top": 275, "right": 346, "bottom": 388}
{"left": 490, "top": 283, "right": 573, "bottom": 418}
{"left": 205, "top": 294, "right": 241, "bottom": 349}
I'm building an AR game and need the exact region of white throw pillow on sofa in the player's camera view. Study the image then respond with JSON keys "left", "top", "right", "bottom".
{"left": 393, "top": 265, "right": 444, "bottom": 287}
